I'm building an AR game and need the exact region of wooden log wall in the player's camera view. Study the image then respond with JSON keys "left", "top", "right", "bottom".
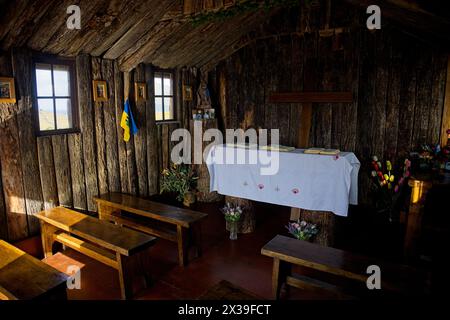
{"left": 0, "top": 50, "right": 194, "bottom": 241}
{"left": 213, "top": 11, "right": 449, "bottom": 205}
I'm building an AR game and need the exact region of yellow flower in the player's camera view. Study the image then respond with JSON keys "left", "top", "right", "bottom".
{"left": 162, "top": 169, "right": 169, "bottom": 176}
{"left": 389, "top": 175, "right": 395, "bottom": 182}
{"left": 386, "top": 161, "right": 392, "bottom": 171}
{"left": 384, "top": 174, "right": 389, "bottom": 181}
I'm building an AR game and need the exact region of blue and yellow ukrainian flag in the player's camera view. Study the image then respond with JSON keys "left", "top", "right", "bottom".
{"left": 120, "top": 99, "right": 138, "bottom": 142}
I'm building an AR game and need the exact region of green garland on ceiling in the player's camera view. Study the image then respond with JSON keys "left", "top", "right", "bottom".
{"left": 189, "top": 0, "right": 311, "bottom": 27}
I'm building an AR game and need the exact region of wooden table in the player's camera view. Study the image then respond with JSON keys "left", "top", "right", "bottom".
{"left": 261, "top": 235, "right": 425, "bottom": 299}
{"left": 0, "top": 240, "right": 68, "bottom": 300}
{"left": 94, "top": 193, "right": 208, "bottom": 266}
{"left": 36, "top": 207, "right": 156, "bottom": 299}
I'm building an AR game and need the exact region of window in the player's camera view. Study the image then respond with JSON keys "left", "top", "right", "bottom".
{"left": 154, "top": 71, "right": 175, "bottom": 121}
{"left": 33, "top": 57, "right": 78, "bottom": 134}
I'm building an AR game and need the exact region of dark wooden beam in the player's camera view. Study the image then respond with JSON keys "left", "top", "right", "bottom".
{"left": 268, "top": 92, "right": 353, "bottom": 103}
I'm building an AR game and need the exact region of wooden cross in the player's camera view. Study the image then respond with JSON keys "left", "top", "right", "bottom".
{"left": 268, "top": 91, "right": 353, "bottom": 227}
{"left": 268, "top": 91, "right": 353, "bottom": 148}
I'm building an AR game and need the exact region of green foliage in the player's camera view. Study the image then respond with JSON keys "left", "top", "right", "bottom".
{"left": 160, "top": 163, "right": 198, "bottom": 202}
{"left": 189, "top": 0, "right": 302, "bottom": 27}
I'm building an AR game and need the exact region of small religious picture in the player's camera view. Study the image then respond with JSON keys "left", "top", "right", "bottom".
{"left": 92, "top": 80, "right": 108, "bottom": 102}
{"left": 0, "top": 77, "right": 16, "bottom": 103}
{"left": 183, "top": 85, "right": 193, "bottom": 101}
{"left": 203, "top": 108, "right": 215, "bottom": 120}
{"left": 192, "top": 109, "right": 203, "bottom": 120}
{"left": 135, "top": 82, "right": 147, "bottom": 101}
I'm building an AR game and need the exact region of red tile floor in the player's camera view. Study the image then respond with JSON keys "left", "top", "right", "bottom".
{"left": 15, "top": 202, "right": 299, "bottom": 300}
{"left": 13, "top": 200, "right": 411, "bottom": 300}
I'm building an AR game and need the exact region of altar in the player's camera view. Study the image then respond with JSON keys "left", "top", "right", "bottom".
{"left": 206, "top": 145, "right": 360, "bottom": 245}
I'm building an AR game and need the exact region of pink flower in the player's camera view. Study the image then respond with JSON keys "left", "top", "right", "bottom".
{"left": 394, "top": 185, "right": 399, "bottom": 193}
{"left": 334, "top": 155, "right": 340, "bottom": 160}
{"left": 292, "top": 188, "right": 299, "bottom": 194}
{"left": 258, "top": 184, "right": 264, "bottom": 190}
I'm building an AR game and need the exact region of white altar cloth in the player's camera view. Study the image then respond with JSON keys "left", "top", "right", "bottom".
{"left": 206, "top": 145, "right": 360, "bottom": 217}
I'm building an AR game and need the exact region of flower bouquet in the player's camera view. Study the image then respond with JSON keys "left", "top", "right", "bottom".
{"left": 369, "top": 156, "right": 411, "bottom": 221}
{"left": 221, "top": 203, "right": 242, "bottom": 240}
{"left": 286, "top": 220, "right": 319, "bottom": 241}
{"left": 160, "top": 163, "right": 198, "bottom": 205}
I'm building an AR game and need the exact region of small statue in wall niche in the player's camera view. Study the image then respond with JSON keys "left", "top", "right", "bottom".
{"left": 196, "top": 76, "right": 212, "bottom": 109}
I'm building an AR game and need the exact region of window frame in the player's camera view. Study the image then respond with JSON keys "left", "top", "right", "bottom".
{"left": 32, "top": 54, "right": 79, "bottom": 136}
{"left": 153, "top": 68, "right": 176, "bottom": 123}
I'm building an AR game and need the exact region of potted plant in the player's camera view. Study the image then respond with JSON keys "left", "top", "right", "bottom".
{"left": 286, "top": 220, "right": 319, "bottom": 242}
{"left": 160, "top": 163, "right": 198, "bottom": 207}
{"left": 221, "top": 203, "right": 242, "bottom": 240}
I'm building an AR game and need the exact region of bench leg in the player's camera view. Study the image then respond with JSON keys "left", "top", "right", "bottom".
{"left": 40, "top": 222, "right": 58, "bottom": 258}
{"left": 116, "top": 253, "right": 134, "bottom": 300}
{"left": 177, "top": 225, "right": 189, "bottom": 267}
{"left": 98, "top": 204, "right": 121, "bottom": 222}
{"left": 271, "top": 258, "right": 291, "bottom": 300}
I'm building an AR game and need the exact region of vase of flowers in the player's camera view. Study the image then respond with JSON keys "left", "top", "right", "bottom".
{"left": 160, "top": 163, "right": 198, "bottom": 206}
{"left": 369, "top": 156, "right": 411, "bottom": 222}
{"left": 221, "top": 203, "right": 242, "bottom": 240}
{"left": 286, "top": 220, "right": 319, "bottom": 241}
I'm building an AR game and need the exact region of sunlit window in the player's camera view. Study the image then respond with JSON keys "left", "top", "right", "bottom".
{"left": 154, "top": 71, "right": 174, "bottom": 121}
{"left": 34, "top": 59, "right": 78, "bottom": 134}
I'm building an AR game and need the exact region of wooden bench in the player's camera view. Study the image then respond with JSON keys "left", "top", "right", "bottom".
{"left": 36, "top": 207, "right": 156, "bottom": 299}
{"left": 261, "top": 235, "right": 427, "bottom": 299}
{"left": 94, "top": 193, "right": 208, "bottom": 267}
{"left": 0, "top": 240, "right": 68, "bottom": 300}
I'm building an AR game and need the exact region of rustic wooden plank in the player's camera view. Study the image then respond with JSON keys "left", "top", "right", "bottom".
{"left": 101, "top": 59, "right": 121, "bottom": 193}
{"left": 393, "top": 40, "right": 416, "bottom": 159}
{"left": 76, "top": 54, "right": 99, "bottom": 212}
{"left": 428, "top": 53, "right": 448, "bottom": 146}
{"left": 314, "top": 35, "right": 333, "bottom": 149}
{"left": 43, "top": 0, "right": 108, "bottom": 55}
{"left": 114, "top": 61, "right": 129, "bottom": 193}
{"left": 0, "top": 117, "right": 28, "bottom": 241}
{"left": 145, "top": 64, "right": 159, "bottom": 195}
{"left": 51, "top": 135, "right": 73, "bottom": 208}
{"left": 36, "top": 207, "right": 156, "bottom": 256}
{"left": 161, "top": 124, "right": 170, "bottom": 169}
{"left": 67, "top": 133, "right": 87, "bottom": 211}
{"left": 92, "top": 57, "right": 109, "bottom": 196}
{"left": 11, "top": 48, "right": 44, "bottom": 235}
{"left": 26, "top": 0, "right": 74, "bottom": 51}
{"left": 290, "top": 35, "right": 303, "bottom": 147}
{"left": 412, "top": 49, "right": 433, "bottom": 149}
{"left": 37, "top": 137, "right": 58, "bottom": 210}
{"left": 124, "top": 71, "right": 138, "bottom": 195}
{"left": 103, "top": 0, "right": 178, "bottom": 59}
{"left": 441, "top": 56, "right": 450, "bottom": 147}
{"left": 133, "top": 64, "right": 148, "bottom": 196}
{"left": 384, "top": 34, "right": 401, "bottom": 161}
{"left": 0, "top": 163, "right": 7, "bottom": 240}
{"left": 0, "top": 0, "right": 56, "bottom": 50}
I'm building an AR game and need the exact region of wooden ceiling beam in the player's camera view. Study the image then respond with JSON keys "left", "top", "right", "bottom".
{"left": 0, "top": 0, "right": 29, "bottom": 44}
{"left": 118, "top": 19, "right": 185, "bottom": 71}
{"left": 41, "top": 0, "right": 109, "bottom": 55}
{"left": 0, "top": 0, "right": 56, "bottom": 50}
{"left": 26, "top": 0, "right": 75, "bottom": 51}
{"left": 102, "top": 0, "right": 179, "bottom": 60}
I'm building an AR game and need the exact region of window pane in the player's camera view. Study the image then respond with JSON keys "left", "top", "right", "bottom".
{"left": 164, "top": 97, "right": 174, "bottom": 120}
{"left": 55, "top": 98, "right": 71, "bottom": 129}
{"left": 163, "top": 73, "right": 172, "bottom": 95}
{"left": 155, "top": 97, "right": 163, "bottom": 121}
{"left": 53, "top": 65, "right": 70, "bottom": 97}
{"left": 38, "top": 98, "right": 55, "bottom": 131}
{"left": 36, "top": 64, "right": 52, "bottom": 96}
{"left": 154, "top": 74, "right": 162, "bottom": 96}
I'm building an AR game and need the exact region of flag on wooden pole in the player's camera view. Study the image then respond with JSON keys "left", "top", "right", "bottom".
{"left": 120, "top": 98, "right": 138, "bottom": 142}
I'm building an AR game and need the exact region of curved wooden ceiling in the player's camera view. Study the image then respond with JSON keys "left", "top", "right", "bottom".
{"left": 0, "top": 0, "right": 282, "bottom": 71}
